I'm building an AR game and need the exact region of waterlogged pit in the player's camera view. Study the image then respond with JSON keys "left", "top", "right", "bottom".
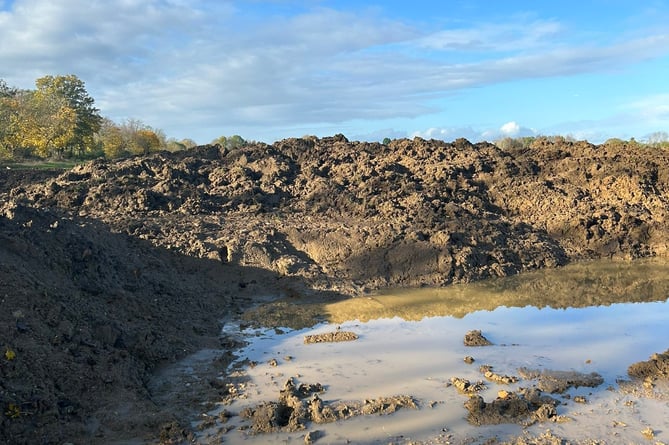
{"left": 202, "top": 260, "right": 669, "bottom": 444}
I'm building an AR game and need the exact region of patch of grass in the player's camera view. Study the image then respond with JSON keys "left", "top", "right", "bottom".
{"left": 3, "top": 159, "right": 80, "bottom": 170}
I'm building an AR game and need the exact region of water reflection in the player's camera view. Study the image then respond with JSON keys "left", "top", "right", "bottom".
{"left": 322, "top": 259, "right": 669, "bottom": 323}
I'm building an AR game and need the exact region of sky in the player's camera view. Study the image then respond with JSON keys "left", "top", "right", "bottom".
{"left": 1, "top": 0, "right": 668, "bottom": 144}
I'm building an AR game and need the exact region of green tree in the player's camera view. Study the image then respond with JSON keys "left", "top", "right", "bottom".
{"left": 212, "top": 134, "right": 246, "bottom": 149}
{"left": 35, "top": 75, "right": 102, "bottom": 157}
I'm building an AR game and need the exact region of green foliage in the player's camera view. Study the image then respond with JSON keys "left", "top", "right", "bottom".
{"left": 382, "top": 137, "right": 391, "bottom": 145}
{"left": 4, "top": 403, "right": 20, "bottom": 419}
{"left": 494, "top": 136, "right": 536, "bottom": 151}
{"left": 96, "top": 118, "right": 166, "bottom": 159}
{"left": 35, "top": 75, "right": 102, "bottom": 157}
{"left": 4, "top": 348, "right": 16, "bottom": 361}
{"left": 212, "top": 134, "right": 247, "bottom": 149}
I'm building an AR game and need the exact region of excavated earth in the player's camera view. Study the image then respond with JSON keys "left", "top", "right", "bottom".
{"left": 1, "top": 135, "right": 669, "bottom": 444}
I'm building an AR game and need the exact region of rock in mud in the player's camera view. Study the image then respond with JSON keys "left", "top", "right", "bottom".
{"left": 628, "top": 349, "right": 669, "bottom": 380}
{"left": 517, "top": 368, "right": 604, "bottom": 393}
{"left": 464, "top": 330, "right": 493, "bottom": 346}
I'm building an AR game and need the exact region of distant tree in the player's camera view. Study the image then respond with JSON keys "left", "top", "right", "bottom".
{"left": 0, "top": 80, "right": 18, "bottom": 159}
{"left": 647, "top": 131, "right": 669, "bottom": 147}
{"left": 180, "top": 138, "right": 198, "bottom": 149}
{"left": 212, "top": 134, "right": 247, "bottom": 149}
{"left": 21, "top": 89, "right": 77, "bottom": 158}
{"left": 95, "top": 118, "right": 166, "bottom": 158}
{"left": 96, "top": 118, "right": 127, "bottom": 158}
{"left": 34, "top": 75, "right": 102, "bottom": 157}
{"left": 134, "top": 129, "right": 162, "bottom": 155}
{"left": 382, "top": 137, "right": 391, "bottom": 145}
{"left": 495, "top": 136, "right": 535, "bottom": 151}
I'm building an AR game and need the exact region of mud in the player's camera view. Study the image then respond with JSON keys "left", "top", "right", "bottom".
{"left": 464, "top": 329, "right": 493, "bottom": 346}
{"left": 517, "top": 368, "right": 604, "bottom": 394}
{"left": 628, "top": 349, "right": 669, "bottom": 380}
{"left": 1, "top": 136, "right": 669, "bottom": 443}
{"left": 237, "top": 377, "right": 417, "bottom": 434}
{"left": 463, "top": 388, "right": 562, "bottom": 426}
{"left": 303, "top": 329, "right": 358, "bottom": 344}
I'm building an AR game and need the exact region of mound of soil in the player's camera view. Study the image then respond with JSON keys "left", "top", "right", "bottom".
{"left": 628, "top": 350, "right": 669, "bottom": 380}
{"left": 1, "top": 135, "right": 668, "bottom": 443}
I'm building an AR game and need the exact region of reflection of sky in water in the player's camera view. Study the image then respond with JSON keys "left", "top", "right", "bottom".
{"left": 226, "top": 260, "right": 669, "bottom": 444}
{"left": 228, "top": 299, "right": 669, "bottom": 444}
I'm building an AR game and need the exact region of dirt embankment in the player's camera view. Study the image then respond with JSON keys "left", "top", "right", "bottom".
{"left": 1, "top": 135, "right": 668, "bottom": 443}
{"left": 8, "top": 136, "right": 669, "bottom": 292}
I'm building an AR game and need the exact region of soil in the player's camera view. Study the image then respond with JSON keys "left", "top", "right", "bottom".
{"left": 1, "top": 135, "right": 668, "bottom": 443}
{"left": 236, "top": 377, "right": 416, "bottom": 434}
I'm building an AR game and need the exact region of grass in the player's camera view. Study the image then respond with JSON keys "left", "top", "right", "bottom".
{"left": 2, "top": 159, "right": 80, "bottom": 170}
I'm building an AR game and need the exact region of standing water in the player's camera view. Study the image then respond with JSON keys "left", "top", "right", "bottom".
{"left": 199, "top": 259, "right": 669, "bottom": 444}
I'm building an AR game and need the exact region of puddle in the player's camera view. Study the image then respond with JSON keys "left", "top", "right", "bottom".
{"left": 200, "top": 259, "right": 669, "bottom": 444}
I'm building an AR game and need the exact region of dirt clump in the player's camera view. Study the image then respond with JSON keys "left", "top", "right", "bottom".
{"left": 628, "top": 349, "right": 669, "bottom": 380}
{"left": 518, "top": 368, "right": 604, "bottom": 393}
{"left": 450, "top": 377, "right": 487, "bottom": 394}
{"left": 304, "top": 329, "right": 358, "bottom": 344}
{"left": 463, "top": 387, "right": 561, "bottom": 425}
{"left": 480, "top": 364, "right": 519, "bottom": 384}
{"left": 238, "top": 377, "right": 416, "bottom": 434}
{"left": 464, "top": 329, "right": 493, "bottom": 346}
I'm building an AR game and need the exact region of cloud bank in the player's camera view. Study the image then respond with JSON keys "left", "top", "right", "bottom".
{"left": 1, "top": 1, "right": 668, "bottom": 142}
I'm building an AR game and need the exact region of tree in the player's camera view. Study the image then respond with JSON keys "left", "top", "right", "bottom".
{"left": 212, "top": 134, "right": 247, "bottom": 149}
{"left": 34, "top": 75, "right": 102, "bottom": 156}
{"left": 382, "top": 137, "right": 391, "bottom": 145}
{"left": 20, "top": 88, "right": 78, "bottom": 157}
{"left": 96, "top": 118, "right": 127, "bottom": 159}
{"left": 647, "top": 131, "right": 669, "bottom": 147}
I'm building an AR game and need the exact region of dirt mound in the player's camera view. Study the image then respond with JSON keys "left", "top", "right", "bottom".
{"left": 0, "top": 202, "right": 283, "bottom": 444}
{"left": 9, "top": 137, "right": 669, "bottom": 295}
{"left": 2, "top": 135, "right": 669, "bottom": 442}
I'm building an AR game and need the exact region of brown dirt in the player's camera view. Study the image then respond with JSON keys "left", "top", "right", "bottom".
{"left": 303, "top": 330, "right": 358, "bottom": 344}
{"left": 1, "top": 135, "right": 668, "bottom": 443}
{"left": 464, "top": 329, "right": 493, "bottom": 346}
{"left": 463, "top": 388, "right": 562, "bottom": 426}
{"left": 628, "top": 349, "right": 669, "bottom": 380}
{"left": 237, "top": 377, "right": 416, "bottom": 434}
{"left": 517, "top": 368, "right": 604, "bottom": 394}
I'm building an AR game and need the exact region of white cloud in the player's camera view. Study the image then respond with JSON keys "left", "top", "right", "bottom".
{"left": 418, "top": 19, "right": 563, "bottom": 52}
{"left": 413, "top": 122, "right": 539, "bottom": 143}
{"left": 1, "top": 1, "right": 668, "bottom": 142}
{"left": 500, "top": 121, "right": 521, "bottom": 136}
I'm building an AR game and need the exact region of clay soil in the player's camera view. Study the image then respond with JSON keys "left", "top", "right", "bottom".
{"left": 1, "top": 135, "right": 669, "bottom": 444}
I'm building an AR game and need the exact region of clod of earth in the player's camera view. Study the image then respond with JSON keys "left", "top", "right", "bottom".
{"left": 450, "top": 377, "right": 487, "bottom": 394}
{"left": 480, "top": 365, "right": 518, "bottom": 384}
{"left": 304, "top": 330, "right": 358, "bottom": 344}
{"left": 628, "top": 349, "right": 669, "bottom": 380}
{"left": 464, "top": 330, "right": 493, "bottom": 346}
{"left": 463, "top": 388, "right": 562, "bottom": 426}
{"left": 238, "top": 378, "right": 416, "bottom": 434}
{"left": 517, "top": 368, "right": 604, "bottom": 393}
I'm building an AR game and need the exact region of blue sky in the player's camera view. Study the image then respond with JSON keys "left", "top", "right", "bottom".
{"left": 1, "top": 0, "right": 668, "bottom": 144}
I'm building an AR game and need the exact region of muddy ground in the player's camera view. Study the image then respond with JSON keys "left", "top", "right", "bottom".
{"left": 1, "top": 136, "right": 668, "bottom": 443}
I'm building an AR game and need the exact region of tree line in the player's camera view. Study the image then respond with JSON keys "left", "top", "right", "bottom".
{"left": 0, "top": 75, "right": 248, "bottom": 162}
